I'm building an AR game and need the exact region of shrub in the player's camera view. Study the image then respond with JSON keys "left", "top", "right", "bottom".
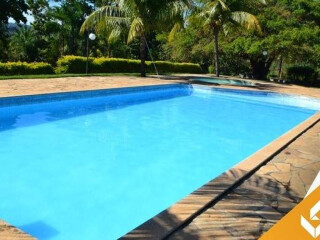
{"left": 208, "top": 66, "right": 215, "bottom": 74}
{"left": 0, "top": 62, "right": 54, "bottom": 75}
{"left": 56, "top": 55, "right": 202, "bottom": 74}
{"left": 93, "top": 58, "right": 141, "bottom": 73}
{"left": 56, "top": 55, "right": 93, "bottom": 74}
{"left": 147, "top": 61, "right": 202, "bottom": 74}
{"left": 287, "top": 65, "right": 318, "bottom": 86}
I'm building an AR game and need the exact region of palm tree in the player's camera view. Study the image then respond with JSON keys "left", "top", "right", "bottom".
{"left": 81, "top": 0, "right": 189, "bottom": 77}
{"left": 202, "top": 0, "right": 264, "bottom": 77}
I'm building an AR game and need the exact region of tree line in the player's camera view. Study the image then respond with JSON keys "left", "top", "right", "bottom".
{"left": 1, "top": 0, "right": 320, "bottom": 79}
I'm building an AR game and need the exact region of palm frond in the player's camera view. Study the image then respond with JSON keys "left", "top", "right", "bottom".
{"left": 108, "top": 28, "right": 122, "bottom": 43}
{"left": 127, "top": 17, "right": 144, "bottom": 43}
{"left": 207, "top": 0, "right": 229, "bottom": 13}
{"left": 231, "top": 11, "right": 262, "bottom": 33}
{"left": 80, "top": 6, "right": 129, "bottom": 34}
{"left": 168, "top": 23, "right": 183, "bottom": 42}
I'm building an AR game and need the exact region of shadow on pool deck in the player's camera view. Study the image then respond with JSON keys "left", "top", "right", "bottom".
{"left": 167, "top": 171, "right": 303, "bottom": 239}
{"left": 121, "top": 168, "right": 305, "bottom": 240}
{"left": 121, "top": 210, "right": 201, "bottom": 240}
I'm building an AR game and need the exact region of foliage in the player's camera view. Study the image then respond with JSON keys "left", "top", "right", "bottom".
{"left": 0, "top": 62, "right": 54, "bottom": 75}
{"left": 221, "top": 0, "right": 320, "bottom": 79}
{"left": 150, "top": 61, "right": 202, "bottom": 74}
{"left": 286, "top": 65, "right": 318, "bottom": 85}
{"left": 0, "top": 73, "right": 140, "bottom": 80}
{"left": 56, "top": 55, "right": 92, "bottom": 73}
{"left": 8, "top": 27, "right": 38, "bottom": 62}
{"left": 0, "top": 0, "right": 29, "bottom": 62}
{"left": 80, "top": 0, "right": 189, "bottom": 77}
{"left": 163, "top": 0, "right": 320, "bottom": 81}
{"left": 1, "top": 0, "right": 320, "bottom": 85}
{"left": 199, "top": 0, "right": 264, "bottom": 77}
{"left": 56, "top": 55, "right": 202, "bottom": 74}
{"left": 92, "top": 58, "right": 141, "bottom": 73}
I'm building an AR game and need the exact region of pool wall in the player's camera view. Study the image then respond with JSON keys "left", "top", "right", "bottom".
{"left": 0, "top": 84, "right": 192, "bottom": 107}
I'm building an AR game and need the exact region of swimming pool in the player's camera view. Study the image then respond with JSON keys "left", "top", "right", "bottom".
{"left": 0, "top": 84, "right": 319, "bottom": 240}
{"left": 191, "top": 77, "right": 255, "bottom": 86}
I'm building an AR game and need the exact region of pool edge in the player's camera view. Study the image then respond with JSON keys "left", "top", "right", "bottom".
{"left": 121, "top": 111, "right": 320, "bottom": 239}
{"left": 0, "top": 83, "right": 189, "bottom": 107}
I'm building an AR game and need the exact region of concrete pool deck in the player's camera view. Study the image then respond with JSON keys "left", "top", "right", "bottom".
{"left": 0, "top": 75, "right": 319, "bottom": 240}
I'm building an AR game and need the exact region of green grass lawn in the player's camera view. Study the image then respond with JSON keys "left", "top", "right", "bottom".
{"left": 0, "top": 73, "right": 141, "bottom": 80}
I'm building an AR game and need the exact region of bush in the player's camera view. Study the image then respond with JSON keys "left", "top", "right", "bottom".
{"left": 0, "top": 62, "right": 54, "bottom": 75}
{"left": 56, "top": 55, "right": 93, "bottom": 74}
{"left": 147, "top": 61, "right": 202, "bottom": 74}
{"left": 218, "top": 52, "right": 251, "bottom": 76}
{"left": 57, "top": 55, "right": 202, "bottom": 74}
{"left": 208, "top": 66, "right": 215, "bottom": 74}
{"left": 93, "top": 58, "right": 141, "bottom": 73}
{"left": 287, "top": 65, "right": 318, "bottom": 86}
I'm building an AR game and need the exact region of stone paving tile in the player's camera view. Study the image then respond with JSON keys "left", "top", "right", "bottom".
{"left": 169, "top": 121, "right": 320, "bottom": 239}
{"left": 0, "top": 220, "right": 35, "bottom": 240}
{"left": 0, "top": 76, "right": 181, "bottom": 97}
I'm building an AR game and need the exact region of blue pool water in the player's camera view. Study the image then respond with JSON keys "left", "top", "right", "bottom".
{"left": 0, "top": 84, "right": 319, "bottom": 240}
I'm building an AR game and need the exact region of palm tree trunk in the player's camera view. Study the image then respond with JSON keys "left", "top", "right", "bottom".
{"left": 140, "top": 34, "right": 146, "bottom": 77}
{"left": 214, "top": 29, "right": 220, "bottom": 77}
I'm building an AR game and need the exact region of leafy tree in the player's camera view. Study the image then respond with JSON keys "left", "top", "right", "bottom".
{"left": 0, "top": 0, "right": 28, "bottom": 24}
{"left": 0, "top": 0, "right": 29, "bottom": 62}
{"left": 0, "top": 24, "right": 8, "bottom": 61}
{"left": 81, "top": 0, "right": 189, "bottom": 77}
{"left": 52, "top": 0, "right": 93, "bottom": 55}
{"left": 224, "top": 0, "right": 320, "bottom": 79}
{"left": 26, "top": 0, "right": 60, "bottom": 63}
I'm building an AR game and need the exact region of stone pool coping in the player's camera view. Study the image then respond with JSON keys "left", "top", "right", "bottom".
{"left": 0, "top": 82, "right": 319, "bottom": 240}
{"left": 121, "top": 87, "right": 320, "bottom": 239}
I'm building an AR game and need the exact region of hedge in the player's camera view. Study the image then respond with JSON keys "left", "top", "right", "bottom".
{"left": 287, "top": 65, "right": 318, "bottom": 86}
{"left": 56, "top": 55, "right": 202, "bottom": 74}
{"left": 0, "top": 62, "right": 55, "bottom": 75}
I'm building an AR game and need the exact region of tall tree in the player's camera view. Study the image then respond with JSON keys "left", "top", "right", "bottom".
{"left": 53, "top": 0, "right": 93, "bottom": 55}
{"left": 81, "top": 0, "right": 189, "bottom": 77}
{"left": 0, "top": 0, "right": 29, "bottom": 61}
{"left": 201, "top": 0, "right": 264, "bottom": 77}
